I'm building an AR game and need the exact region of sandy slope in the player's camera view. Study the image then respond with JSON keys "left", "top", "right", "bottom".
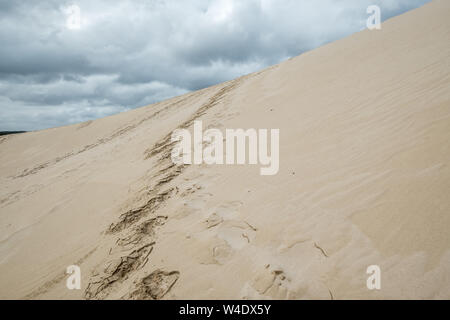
{"left": 0, "top": 0, "right": 449, "bottom": 300}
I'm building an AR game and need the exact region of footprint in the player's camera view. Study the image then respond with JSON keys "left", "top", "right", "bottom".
{"left": 108, "top": 188, "right": 174, "bottom": 234}
{"left": 212, "top": 242, "right": 234, "bottom": 265}
{"left": 128, "top": 270, "right": 180, "bottom": 300}
{"left": 116, "top": 216, "right": 167, "bottom": 248}
{"left": 85, "top": 243, "right": 154, "bottom": 299}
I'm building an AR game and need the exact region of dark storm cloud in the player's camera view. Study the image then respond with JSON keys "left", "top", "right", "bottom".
{"left": 0, "top": 0, "right": 432, "bottom": 131}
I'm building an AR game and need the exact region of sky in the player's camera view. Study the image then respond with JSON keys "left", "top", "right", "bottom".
{"left": 0, "top": 0, "right": 431, "bottom": 131}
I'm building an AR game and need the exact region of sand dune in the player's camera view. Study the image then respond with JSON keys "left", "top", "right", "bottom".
{"left": 0, "top": 0, "right": 449, "bottom": 299}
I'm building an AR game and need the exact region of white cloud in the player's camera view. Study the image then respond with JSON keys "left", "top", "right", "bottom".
{"left": 0, "top": 0, "right": 432, "bottom": 131}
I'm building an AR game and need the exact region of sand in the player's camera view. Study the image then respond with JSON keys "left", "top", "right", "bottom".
{"left": 0, "top": 0, "right": 449, "bottom": 300}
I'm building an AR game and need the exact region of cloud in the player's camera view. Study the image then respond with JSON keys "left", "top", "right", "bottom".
{"left": 0, "top": 0, "right": 431, "bottom": 131}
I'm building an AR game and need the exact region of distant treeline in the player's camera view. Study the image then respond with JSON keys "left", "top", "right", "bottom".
{"left": 0, "top": 131, "right": 26, "bottom": 136}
